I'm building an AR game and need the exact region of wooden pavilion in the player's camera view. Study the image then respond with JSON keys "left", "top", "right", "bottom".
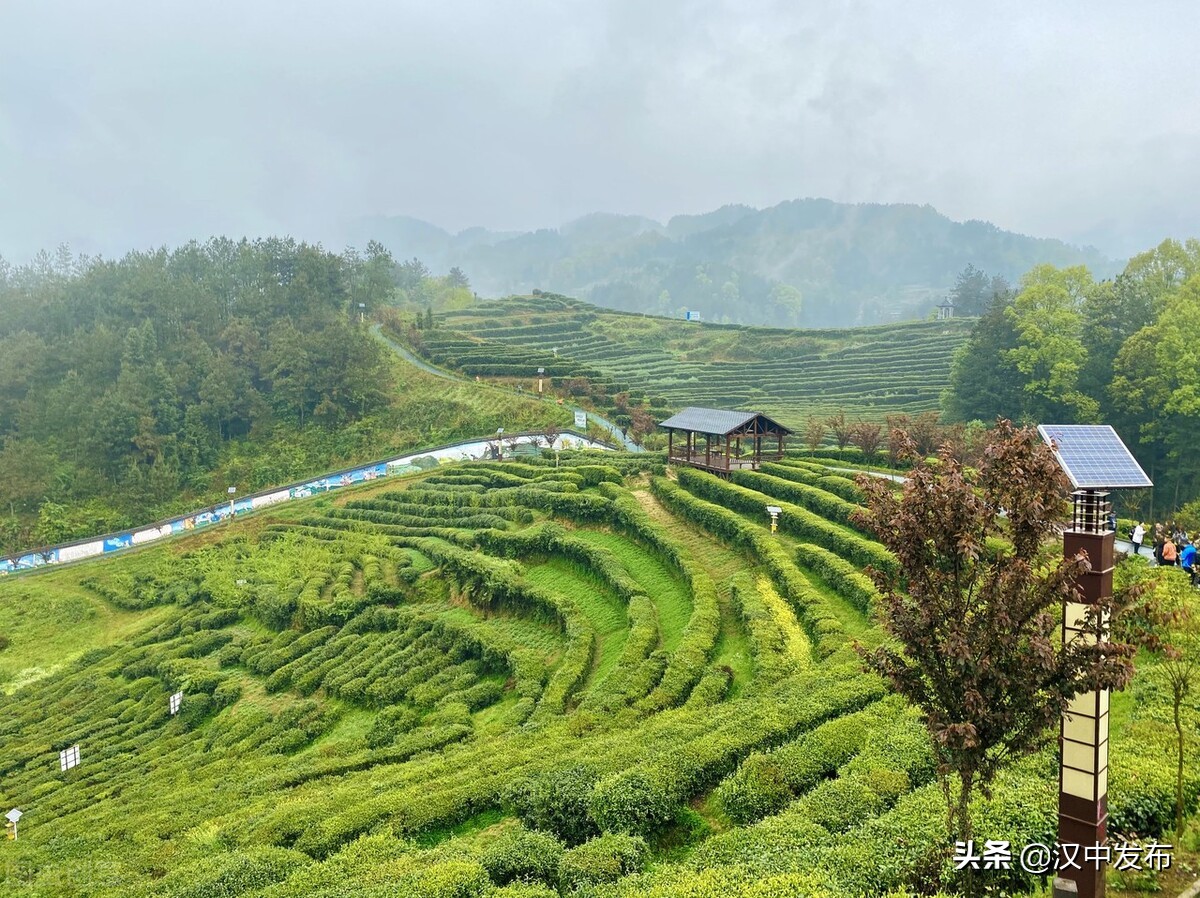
{"left": 660, "top": 407, "right": 792, "bottom": 476}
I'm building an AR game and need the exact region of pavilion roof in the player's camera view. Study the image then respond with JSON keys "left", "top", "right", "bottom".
{"left": 659, "top": 407, "right": 792, "bottom": 437}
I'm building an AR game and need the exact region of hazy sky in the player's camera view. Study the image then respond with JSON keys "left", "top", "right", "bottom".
{"left": 3, "top": 0, "right": 1199, "bottom": 262}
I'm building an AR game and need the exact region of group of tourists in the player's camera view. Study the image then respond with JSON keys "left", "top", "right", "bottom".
{"left": 1130, "top": 521, "right": 1199, "bottom": 585}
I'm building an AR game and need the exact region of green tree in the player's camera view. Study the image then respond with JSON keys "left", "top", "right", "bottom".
{"left": 949, "top": 264, "right": 1008, "bottom": 317}
{"left": 942, "top": 291, "right": 1025, "bottom": 423}
{"left": 1003, "top": 264, "right": 1097, "bottom": 422}
{"left": 446, "top": 266, "right": 470, "bottom": 289}
{"left": 1111, "top": 277, "right": 1200, "bottom": 513}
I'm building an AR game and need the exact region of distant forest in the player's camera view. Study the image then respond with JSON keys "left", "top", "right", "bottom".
{"left": 942, "top": 238, "right": 1200, "bottom": 521}
{"left": 0, "top": 240, "right": 549, "bottom": 553}
{"left": 343, "top": 199, "right": 1119, "bottom": 328}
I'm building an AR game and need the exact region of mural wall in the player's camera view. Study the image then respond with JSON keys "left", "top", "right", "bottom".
{"left": 1, "top": 431, "right": 610, "bottom": 574}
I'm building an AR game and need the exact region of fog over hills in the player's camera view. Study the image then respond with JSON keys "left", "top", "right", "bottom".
{"left": 341, "top": 199, "right": 1119, "bottom": 327}
{"left": 4, "top": 2, "right": 1198, "bottom": 290}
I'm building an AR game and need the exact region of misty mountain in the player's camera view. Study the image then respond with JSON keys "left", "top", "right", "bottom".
{"left": 343, "top": 199, "right": 1121, "bottom": 327}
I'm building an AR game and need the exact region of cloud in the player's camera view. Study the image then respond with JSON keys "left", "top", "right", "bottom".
{"left": 1, "top": 0, "right": 1198, "bottom": 261}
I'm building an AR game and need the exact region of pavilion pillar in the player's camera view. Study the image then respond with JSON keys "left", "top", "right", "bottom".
{"left": 705, "top": 434, "right": 711, "bottom": 468}
{"left": 668, "top": 430, "right": 673, "bottom": 463}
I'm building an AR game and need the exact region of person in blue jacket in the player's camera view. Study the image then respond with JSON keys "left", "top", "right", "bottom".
{"left": 1182, "top": 539, "right": 1198, "bottom": 587}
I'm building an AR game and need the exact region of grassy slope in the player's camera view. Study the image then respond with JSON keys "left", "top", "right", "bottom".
{"left": 571, "top": 530, "right": 693, "bottom": 653}
{"left": 631, "top": 485, "right": 756, "bottom": 693}
{"left": 523, "top": 559, "right": 628, "bottom": 689}
{"left": 0, "top": 568, "right": 173, "bottom": 692}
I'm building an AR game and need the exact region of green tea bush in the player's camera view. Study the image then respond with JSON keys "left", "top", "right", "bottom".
{"left": 731, "top": 469, "right": 858, "bottom": 526}
{"left": 675, "top": 468, "right": 896, "bottom": 575}
{"left": 491, "top": 883, "right": 559, "bottom": 898}
{"left": 505, "top": 764, "right": 601, "bottom": 845}
{"left": 1109, "top": 725, "right": 1200, "bottom": 836}
{"left": 589, "top": 769, "right": 675, "bottom": 837}
{"left": 683, "top": 665, "right": 732, "bottom": 707}
{"left": 637, "top": 565, "right": 719, "bottom": 711}
{"left": 715, "top": 707, "right": 874, "bottom": 825}
{"left": 144, "top": 846, "right": 310, "bottom": 898}
{"left": 377, "top": 858, "right": 491, "bottom": 898}
{"left": 715, "top": 753, "right": 792, "bottom": 824}
{"left": 365, "top": 705, "right": 420, "bottom": 748}
{"left": 794, "top": 543, "right": 880, "bottom": 614}
{"left": 480, "top": 825, "right": 565, "bottom": 886}
{"left": 649, "top": 476, "right": 847, "bottom": 657}
{"left": 557, "top": 832, "right": 648, "bottom": 891}
{"left": 760, "top": 461, "right": 865, "bottom": 503}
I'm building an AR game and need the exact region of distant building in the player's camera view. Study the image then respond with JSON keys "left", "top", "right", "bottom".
{"left": 936, "top": 299, "right": 955, "bottom": 320}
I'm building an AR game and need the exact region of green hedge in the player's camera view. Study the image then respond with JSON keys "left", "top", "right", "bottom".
{"left": 649, "top": 477, "right": 847, "bottom": 658}
{"left": 675, "top": 467, "right": 896, "bottom": 575}
{"left": 481, "top": 825, "right": 565, "bottom": 886}
{"left": 731, "top": 470, "right": 859, "bottom": 527}
{"left": 794, "top": 543, "right": 881, "bottom": 615}
{"left": 759, "top": 461, "right": 865, "bottom": 503}
{"left": 557, "top": 833, "right": 649, "bottom": 891}
{"left": 715, "top": 707, "right": 873, "bottom": 824}
{"left": 590, "top": 670, "right": 885, "bottom": 838}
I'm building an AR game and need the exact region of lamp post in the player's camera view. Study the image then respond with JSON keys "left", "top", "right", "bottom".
{"left": 496, "top": 428, "right": 504, "bottom": 461}
{"left": 1039, "top": 425, "right": 1152, "bottom": 898}
{"left": 766, "top": 505, "right": 782, "bottom": 534}
{"left": 537, "top": 367, "right": 545, "bottom": 394}
{"left": 358, "top": 302, "right": 366, "bottom": 323}
{"left": 227, "top": 486, "right": 237, "bottom": 520}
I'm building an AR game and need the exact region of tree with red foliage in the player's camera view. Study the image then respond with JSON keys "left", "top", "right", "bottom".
{"left": 852, "top": 420, "right": 1136, "bottom": 849}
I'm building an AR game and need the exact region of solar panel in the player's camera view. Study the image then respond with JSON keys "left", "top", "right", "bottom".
{"left": 1037, "top": 425, "right": 1152, "bottom": 489}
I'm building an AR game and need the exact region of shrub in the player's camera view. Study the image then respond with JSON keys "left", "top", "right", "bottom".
{"left": 480, "top": 825, "right": 565, "bottom": 886}
{"left": 557, "top": 832, "right": 649, "bottom": 891}
{"left": 714, "top": 709, "right": 875, "bottom": 826}
{"left": 732, "top": 470, "right": 858, "bottom": 526}
{"left": 491, "top": 883, "right": 559, "bottom": 898}
{"left": 649, "top": 476, "right": 848, "bottom": 657}
{"left": 365, "top": 705, "right": 420, "bottom": 748}
{"left": 589, "top": 769, "right": 676, "bottom": 837}
{"left": 505, "top": 764, "right": 601, "bottom": 845}
{"left": 147, "top": 846, "right": 310, "bottom": 898}
{"left": 212, "top": 679, "right": 243, "bottom": 710}
{"left": 794, "top": 543, "right": 880, "bottom": 615}
{"left": 716, "top": 753, "right": 792, "bottom": 824}
{"left": 684, "top": 666, "right": 732, "bottom": 707}
{"left": 394, "top": 859, "right": 492, "bottom": 898}
{"left": 674, "top": 468, "right": 896, "bottom": 575}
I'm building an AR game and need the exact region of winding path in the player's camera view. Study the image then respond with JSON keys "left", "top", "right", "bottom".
{"left": 372, "top": 325, "right": 643, "bottom": 452}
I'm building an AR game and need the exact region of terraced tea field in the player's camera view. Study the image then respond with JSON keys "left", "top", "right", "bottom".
{"left": 0, "top": 452, "right": 1192, "bottom": 897}
{"left": 421, "top": 294, "right": 974, "bottom": 423}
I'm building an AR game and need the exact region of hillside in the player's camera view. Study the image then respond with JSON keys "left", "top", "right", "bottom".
{"left": 400, "top": 294, "right": 974, "bottom": 428}
{"left": 0, "top": 241, "right": 570, "bottom": 555}
{"left": 345, "top": 199, "right": 1120, "bottom": 327}
{"left": 0, "top": 452, "right": 1188, "bottom": 897}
